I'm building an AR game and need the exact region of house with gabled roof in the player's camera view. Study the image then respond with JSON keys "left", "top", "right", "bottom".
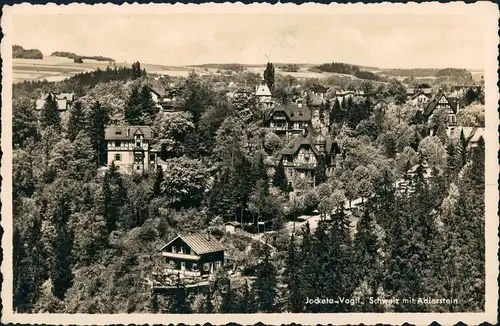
{"left": 36, "top": 91, "right": 76, "bottom": 111}
{"left": 150, "top": 86, "right": 182, "bottom": 112}
{"left": 266, "top": 103, "right": 311, "bottom": 140}
{"left": 280, "top": 127, "right": 340, "bottom": 182}
{"left": 158, "top": 231, "right": 226, "bottom": 277}
{"left": 423, "top": 90, "right": 459, "bottom": 126}
{"left": 308, "top": 84, "right": 328, "bottom": 99}
{"left": 255, "top": 80, "right": 273, "bottom": 108}
{"left": 104, "top": 125, "right": 159, "bottom": 174}
{"left": 447, "top": 126, "right": 485, "bottom": 148}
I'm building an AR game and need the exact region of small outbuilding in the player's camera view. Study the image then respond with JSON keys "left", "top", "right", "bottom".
{"left": 224, "top": 221, "right": 242, "bottom": 234}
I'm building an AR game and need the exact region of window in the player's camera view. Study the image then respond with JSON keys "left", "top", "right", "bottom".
{"left": 203, "top": 263, "right": 210, "bottom": 272}
{"left": 134, "top": 152, "right": 143, "bottom": 164}
{"left": 215, "top": 261, "right": 221, "bottom": 270}
{"left": 115, "top": 131, "right": 122, "bottom": 135}
{"left": 192, "top": 263, "right": 198, "bottom": 271}
{"left": 172, "top": 246, "right": 176, "bottom": 253}
{"left": 114, "top": 154, "right": 121, "bottom": 161}
{"left": 115, "top": 140, "right": 121, "bottom": 147}
{"left": 136, "top": 141, "right": 141, "bottom": 147}
{"left": 136, "top": 166, "right": 141, "bottom": 170}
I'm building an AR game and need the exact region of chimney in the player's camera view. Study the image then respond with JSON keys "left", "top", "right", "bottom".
{"left": 206, "top": 229, "right": 211, "bottom": 241}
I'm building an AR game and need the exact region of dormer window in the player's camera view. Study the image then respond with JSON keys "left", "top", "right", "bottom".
{"left": 115, "top": 131, "right": 122, "bottom": 135}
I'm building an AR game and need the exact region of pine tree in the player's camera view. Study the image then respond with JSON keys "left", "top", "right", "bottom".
{"left": 124, "top": 85, "right": 142, "bottom": 125}
{"left": 231, "top": 152, "right": 252, "bottom": 223}
{"left": 272, "top": 159, "right": 292, "bottom": 193}
{"left": 253, "top": 242, "right": 277, "bottom": 312}
{"left": 51, "top": 196, "right": 74, "bottom": 300}
{"left": 40, "top": 93, "right": 61, "bottom": 130}
{"left": 151, "top": 165, "right": 164, "bottom": 198}
{"left": 251, "top": 152, "right": 269, "bottom": 191}
{"left": 283, "top": 235, "right": 303, "bottom": 312}
{"left": 51, "top": 225, "right": 73, "bottom": 299}
{"left": 263, "top": 62, "right": 275, "bottom": 91}
{"left": 314, "top": 155, "right": 327, "bottom": 186}
{"left": 330, "top": 97, "right": 343, "bottom": 124}
{"left": 86, "top": 100, "right": 109, "bottom": 166}
{"left": 101, "top": 162, "right": 126, "bottom": 232}
{"left": 353, "top": 202, "right": 380, "bottom": 303}
{"left": 140, "top": 85, "right": 158, "bottom": 124}
{"left": 240, "top": 280, "right": 255, "bottom": 313}
{"left": 66, "top": 101, "right": 85, "bottom": 142}
{"left": 208, "top": 168, "right": 235, "bottom": 220}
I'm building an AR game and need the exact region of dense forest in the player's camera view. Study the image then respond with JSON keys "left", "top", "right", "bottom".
{"left": 13, "top": 45, "right": 43, "bottom": 59}
{"left": 12, "top": 61, "right": 485, "bottom": 313}
{"left": 51, "top": 51, "right": 115, "bottom": 62}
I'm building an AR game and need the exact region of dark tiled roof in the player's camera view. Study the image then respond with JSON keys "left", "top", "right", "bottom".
{"left": 281, "top": 133, "right": 321, "bottom": 157}
{"left": 159, "top": 233, "right": 226, "bottom": 255}
{"left": 325, "top": 138, "right": 340, "bottom": 155}
{"left": 104, "top": 126, "right": 153, "bottom": 140}
{"left": 267, "top": 103, "right": 311, "bottom": 122}
{"left": 424, "top": 92, "right": 458, "bottom": 116}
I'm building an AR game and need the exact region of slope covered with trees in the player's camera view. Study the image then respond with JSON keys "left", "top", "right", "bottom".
{"left": 12, "top": 62, "right": 486, "bottom": 313}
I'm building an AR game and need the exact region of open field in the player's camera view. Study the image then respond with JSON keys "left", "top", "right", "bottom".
{"left": 13, "top": 57, "right": 357, "bottom": 83}
{"left": 13, "top": 56, "right": 205, "bottom": 83}
{"left": 13, "top": 57, "right": 484, "bottom": 84}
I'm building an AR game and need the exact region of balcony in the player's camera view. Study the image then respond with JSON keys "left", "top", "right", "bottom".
{"left": 162, "top": 252, "right": 201, "bottom": 260}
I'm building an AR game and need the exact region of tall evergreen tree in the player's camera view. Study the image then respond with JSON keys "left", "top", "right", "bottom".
{"left": 40, "top": 93, "right": 61, "bottom": 130}
{"left": 151, "top": 165, "right": 164, "bottom": 198}
{"left": 263, "top": 62, "right": 275, "bottom": 91}
{"left": 140, "top": 85, "right": 158, "bottom": 124}
{"left": 329, "top": 97, "right": 343, "bottom": 124}
{"left": 51, "top": 225, "right": 73, "bottom": 299}
{"left": 66, "top": 101, "right": 86, "bottom": 142}
{"left": 272, "top": 159, "right": 292, "bottom": 193}
{"left": 231, "top": 152, "right": 252, "bottom": 223}
{"left": 101, "top": 162, "right": 126, "bottom": 232}
{"left": 240, "top": 280, "right": 255, "bottom": 313}
{"left": 253, "top": 242, "right": 277, "bottom": 312}
{"left": 314, "top": 155, "right": 327, "bottom": 186}
{"left": 86, "top": 100, "right": 109, "bottom": 166}
{"left": 51, "top": 195, "right": 74, "bottom": 300}
{"left": 284, "top": 235, "right": 303, "bottom": 312}
{"left": 13, "top": 98, "right": 38, "bottom": 148}
{"left": 208, "top": 168, "right": 235, "bottom": 220}
{"left": 125, "top": 85, "right": 142, "bottom": 125}
{"left": 353, "top": 202, "right": 381, "bottom": 304}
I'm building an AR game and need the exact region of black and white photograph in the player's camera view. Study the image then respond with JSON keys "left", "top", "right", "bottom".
{"left": 1, "top": 2, "right": 498, "bottom": 325}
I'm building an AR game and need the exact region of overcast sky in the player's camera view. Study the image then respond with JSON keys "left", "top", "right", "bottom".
{"left": 10, "top": 4, "right": 495, "bottom": 69}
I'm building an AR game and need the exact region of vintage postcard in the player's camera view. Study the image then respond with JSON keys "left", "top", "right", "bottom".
{"left": 1, "top": 2, "right": 498, "bottom": 325}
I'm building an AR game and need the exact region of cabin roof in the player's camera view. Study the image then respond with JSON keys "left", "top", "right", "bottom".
{"left": 159, "top": 233, "right": 226, "bottom": 255}
{"left": 281, "top": 132, "right": 321, "bottom": 157}
{"left": 225, "top": 221, "right": 242, "bottom": 227}
{"left": 267, "top": 103, "right": 311, "bottom": 122}
{"left": 424, "top": 91, "right": 458, "bottom": 116}
{"left": 104, "top": 126, "right": 153, "bottom": 140}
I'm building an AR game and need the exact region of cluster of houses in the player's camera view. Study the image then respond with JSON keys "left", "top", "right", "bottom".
{"left": 34, "top": 79, "right": 484, "bottom": 184}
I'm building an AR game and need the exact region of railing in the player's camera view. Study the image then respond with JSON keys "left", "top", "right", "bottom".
{"left": 161, "top": 268, "right": 202, "bottom": 277}
{"left": 162, "top": 252, "right": 201, "bottom": 260}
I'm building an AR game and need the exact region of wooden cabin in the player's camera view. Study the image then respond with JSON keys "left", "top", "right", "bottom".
{"left": 158, "top": 232, "right": 226, "bottom": 277}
